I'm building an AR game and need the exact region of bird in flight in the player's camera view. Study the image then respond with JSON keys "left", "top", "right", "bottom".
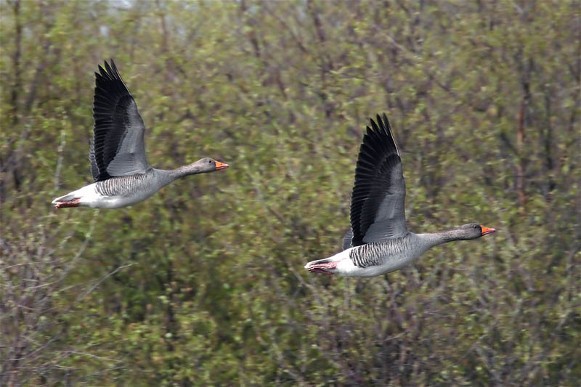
{"left": 52, "top": 60, "right": 228, "bottom": 209}
{"left": 305, "top": 114, "right": 495, "bottom": 277}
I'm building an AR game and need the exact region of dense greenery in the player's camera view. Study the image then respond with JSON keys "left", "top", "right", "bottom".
{"left": 1, "top": 0, "right": 578, "bottom": 385}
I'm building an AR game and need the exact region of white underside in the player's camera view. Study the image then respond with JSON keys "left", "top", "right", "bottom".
{"left": 307, "top": 245, "right": 424, "bottom": 277}
{"left": 51, "top": 183, "right": 157, "bottom": 209}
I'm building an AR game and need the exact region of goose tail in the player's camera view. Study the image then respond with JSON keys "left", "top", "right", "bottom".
{"left": 51, "top": 192, "right": 81, "bottom": 208}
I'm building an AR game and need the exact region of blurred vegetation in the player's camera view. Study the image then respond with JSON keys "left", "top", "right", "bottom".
{"left": 0, "top": 0, "right": 579, "bottom": 385}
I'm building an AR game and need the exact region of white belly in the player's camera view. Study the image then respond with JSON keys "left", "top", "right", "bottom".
{"left": 54, "top": 182, "right": 160, "bottom": 209}
{"left": 335, "top": 246, "right": 425, "bottom": 277}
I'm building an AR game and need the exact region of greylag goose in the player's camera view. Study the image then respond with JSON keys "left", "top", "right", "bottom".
{"left": 52, "top": 60, "right": 228, "bottom": 209}
{"left": 305, "top": 114, "right": 495, "bottom": 277}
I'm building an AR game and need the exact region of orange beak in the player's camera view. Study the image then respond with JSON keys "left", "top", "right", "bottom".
{"left": 480, "top": 225, "right": 496, "bottom": 236}
{"left": 215, "top": 161, "right": 229, "bottom": 171}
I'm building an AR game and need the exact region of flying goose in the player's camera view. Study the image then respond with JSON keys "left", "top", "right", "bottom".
{"left": 305, "top": 114, "right": 495, "bottom": 277}
{"left": 52, "top": 60, "right": 228, "bottom": 209}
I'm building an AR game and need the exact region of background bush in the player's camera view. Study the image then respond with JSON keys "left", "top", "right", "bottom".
{"left": 1, "top": 0, "right": 578, "bottom": 385}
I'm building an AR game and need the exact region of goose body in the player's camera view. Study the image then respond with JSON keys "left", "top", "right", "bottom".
{"left": 52, "top": 60, "right": 228, "bottom": 209}
{"left": 305, "top": 114, "right": 495, "bottom": 277}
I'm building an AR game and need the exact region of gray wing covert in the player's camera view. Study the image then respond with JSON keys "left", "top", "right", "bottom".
{"left": 342, "top": 228, "right": 353, "bottom": 250}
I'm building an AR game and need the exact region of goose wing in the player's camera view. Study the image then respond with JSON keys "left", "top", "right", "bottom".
{"left": 342, "top": 229, "right": 354, "bottom": 250}
{"left": 90, "top": 60, "right": 150, "bottom": 181}
{"left": 347, "top": 113, "right": 407, "bottom": 247}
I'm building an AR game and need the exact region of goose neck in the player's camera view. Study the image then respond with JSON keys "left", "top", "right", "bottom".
{"left": 415, "top": 228, "right": 471, "bottom": 247}
{"left": 164, "top": 165, "right": 202, "bottom": 180}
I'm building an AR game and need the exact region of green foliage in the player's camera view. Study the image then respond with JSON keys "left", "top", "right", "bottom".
{"left": 1, "top": 0, "right": 578, "bottom": 385}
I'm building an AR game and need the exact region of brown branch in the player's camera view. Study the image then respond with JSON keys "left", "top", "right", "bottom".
{"left": 515, "top": 99, "right": 527, "bottom": 209}
{"left": 10, "top": 0, "right": 22, "bottom": 125}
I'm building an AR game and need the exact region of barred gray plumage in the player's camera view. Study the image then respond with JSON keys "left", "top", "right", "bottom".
{"left": 349, "top": 237, "right": 411, "bottom": 268}
{"left": 95, "top": 171, "right": 153, "bottom": 197}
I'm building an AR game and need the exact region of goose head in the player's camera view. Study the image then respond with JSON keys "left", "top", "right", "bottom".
{"left": 180, "top": 158, "right": 229, "bottom": 175}
{"left": 453, "top": 223, "right": 496, "bottom": 240}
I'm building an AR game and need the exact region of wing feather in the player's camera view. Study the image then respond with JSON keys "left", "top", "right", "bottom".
{"left": 348, "top": 113, "right": 407, "bottom": 246}
{"left": 90, "top": 60, "right": 149, "bottom": 181}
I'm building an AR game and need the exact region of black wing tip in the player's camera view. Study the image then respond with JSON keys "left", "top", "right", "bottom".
{"left": 95, "top": 59, "right": 122, "bottom": 81}
{"left": 362, "top": 112, "right": 399, "bottom": 155}
{"left": 377, "top": 113, "right": 390, "bottom": 132}
{"left": 367, "top": 113, "right": 392, "bottom": 135}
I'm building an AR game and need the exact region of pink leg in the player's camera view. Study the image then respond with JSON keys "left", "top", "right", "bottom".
{"left": 54, "top": 198, "right": 81, "bottom": 209}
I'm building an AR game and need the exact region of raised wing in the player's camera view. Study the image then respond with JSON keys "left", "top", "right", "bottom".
{"left": 342, "top": 228, "right": 353, "bottom": 250}
{"left": 90, "top": 60, "right": 149, "bottom": 181}
{"left": 348, "top": 113, "right": 407, "bottom": 246}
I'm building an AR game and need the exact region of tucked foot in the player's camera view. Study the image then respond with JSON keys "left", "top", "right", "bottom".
{"left": 54, "top": 198, "right": 81, "bottom": 209}
{"left": 304, "top": 260, "right": 338, "bottom": 275}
